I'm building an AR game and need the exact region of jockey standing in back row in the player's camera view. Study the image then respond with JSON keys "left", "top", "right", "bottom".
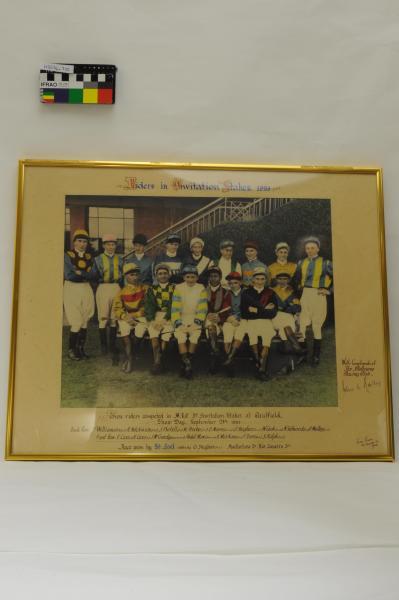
{"left": 182, "top": 237, "right": 214, "bottom": 285}
{"left": 153, "top": 233, "right": 183, "bottom": 284}
{"left": 125, "top": 233, "right": 153, "bottom": 285}
{"left": 214, "top": 240, "right": 241, "bottom": 288}
{"left": 63, "top": 229, "right": 96, "bottom": 361}
{"left": 94, "top": 233, "right": 123, "bottom": 362}
{"left": 241, "top": 240, "right": 267, "bottom": 287}
{"left": 268, "top": 242, "right": 297, "bottom": 286}
{"left": 294, "top": 237, "right": 333, "bottom": 366}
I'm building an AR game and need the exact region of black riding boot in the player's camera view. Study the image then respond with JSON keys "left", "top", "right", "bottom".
{"left": 223, "top": 345, "right": 240, "bottom": 377}
{"left": 284, "top": 326, "right": 306, "bottom": 355}
{"left": 305, "top": 326, "right": 314, "bottom": 363}
{"left": 68, "top": 331, "right": 81, "bottom": 361}
{"left": 151, "top": 339, "right": 162, "bottom": 375}
{"left": 282, "top": 340, "right": 292, "bottom": 354}
{"left": 251, "top": 344, "right": 260, "bottom": 372}
{"left": 209, "top": 329, "right": 220, "bottom": 374}
{"left": 99, "top": 328, "right": 108, "bottom": 355}
{"left": 109, "top": 326, "right": 119, "bottom": 366}
{"left": 257, "top": 348, "right": 270, "bottom": 381}
{"left": 181, "top": 353, "right": 193, "bottom": 379}
{"left": 78, "top": 328, "right": 89, "bottom": 359}
{"left": 223, "top": 345, "right": 240, "bottom": 367}
{"left": 132, "top": 335, "right": 143, "bottom": 360}
{"left": 312, "top": 339, "right": 321, "bottom": 367}
{"left": 122, "top": 336, "right": 133, "bottom": 373}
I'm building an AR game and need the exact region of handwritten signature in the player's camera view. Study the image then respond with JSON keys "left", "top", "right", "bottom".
{"left": 356, "top": 436, "right": 379, "bottom": 448}
{"left": 341, "top": 378, "right": 382, "bottom": 393}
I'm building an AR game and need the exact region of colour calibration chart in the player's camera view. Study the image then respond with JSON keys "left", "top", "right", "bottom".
{"left": 40, "top": 63, "right": 117, "bottom": 104}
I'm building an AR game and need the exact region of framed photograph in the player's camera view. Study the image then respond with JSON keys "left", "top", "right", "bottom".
{"left": 5, "top": 160, "right": 393, "bottom": 461}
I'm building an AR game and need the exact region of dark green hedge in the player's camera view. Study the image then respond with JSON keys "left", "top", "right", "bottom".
{"left": 180, "top": 198, "right": 332, "bottom": 263}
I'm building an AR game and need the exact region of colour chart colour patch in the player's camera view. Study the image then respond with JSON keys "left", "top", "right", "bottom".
{"left": 40, "top": 64, "right": 117, "bottom": 104}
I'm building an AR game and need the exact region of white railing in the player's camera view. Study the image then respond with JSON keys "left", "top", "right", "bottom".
{"left": 144, "top": 197, "right": 292, "bottom": 255}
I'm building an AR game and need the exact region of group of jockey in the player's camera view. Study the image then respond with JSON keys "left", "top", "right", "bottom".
{"left": 64, "top": 230, "right": 333, "bottom": 380}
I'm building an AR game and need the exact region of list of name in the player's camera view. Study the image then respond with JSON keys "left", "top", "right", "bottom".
{"left": 69, "top": 410, "right": 329, "bottom": 453}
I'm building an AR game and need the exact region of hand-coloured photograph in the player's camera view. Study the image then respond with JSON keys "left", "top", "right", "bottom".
{"left": 5, "top": 161, "right": 393, "bottom": 461}
{"left": 62, "top": 195, "right": 336, "bottom": 408}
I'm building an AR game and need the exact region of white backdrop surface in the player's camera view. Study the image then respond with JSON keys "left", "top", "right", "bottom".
{"left": 1, "top": 1, "right": 399, "bottom": 598}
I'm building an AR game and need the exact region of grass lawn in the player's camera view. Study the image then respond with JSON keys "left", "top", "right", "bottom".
{"left": 61, "top": 325, "right": 337, "bottom": 408}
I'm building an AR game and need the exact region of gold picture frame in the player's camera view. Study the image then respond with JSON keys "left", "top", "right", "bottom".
{"left": 5, "top": 159, "right": 394, "bottom": 461}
